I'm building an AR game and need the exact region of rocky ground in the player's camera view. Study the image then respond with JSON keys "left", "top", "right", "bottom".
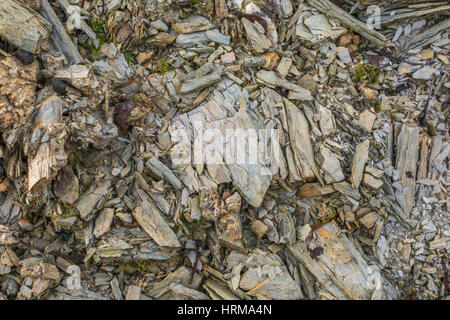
{"left": 0, "top": 0, "right": 448, "bottom": 300}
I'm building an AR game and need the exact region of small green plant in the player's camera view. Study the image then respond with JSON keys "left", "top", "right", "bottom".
{"left": 122, "top": 50, "right": 134, "bottom": 65}
{"left": 350, "top": 63, "right": 381, "bottom": 85}
{"left": 68, "top": 150, "right": 84, "bottom": 171}
{"left": 135, "top": 261, "right": 148, "bottom": 273}
{"left": 80, "top": 19, "right": 107, "bottom": 61}
{"left": 59, "top": 202, "right": 79, "bottom": 219}
{"left": 182, "top": 216, "right": 207, "bottom": 230}
{"left": 320, "top": 207, "right": 337, "bottom": 223}
{"left": 158, "top": 59, "right": 174, "bottom": 75}
{"left": 131, "top": 93, "right": 140, "bottom": 102}
{"left": 179, "top": 11, "right": 187, "bottom": 19}
{"left": 242, "top": 231, "right": 257, "bottom": 250}
{"left": 90, "top": 18, "right": 104, "bottom": 32}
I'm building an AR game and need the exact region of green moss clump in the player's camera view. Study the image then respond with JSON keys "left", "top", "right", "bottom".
{"left": 122, "top": 50, "right": 134, "bottom": 65}
{"left": 135, "top": 261, "right": 148, "bottom": 273}
{"left": 182, "top": 216, "right": 207, "bottom": 230}
{"left": 131, "top": 93, "right": 140, "bottom": 102}
{"left": 60, "top": 203, "right": 79, "bottom": 219}
{"left": 320, "top": 207, "right": 337, "bottom": 223}
{"left": 80, "top": 19, "right": 107, "bottom": 61}
{"left": 68, "top": 150, "right": 85, "bottom": 171}
{"left": 90, "top": 18, "right": 104, "bottom": 32}
{"left": 350, "top": 63, "right": 381, "bottom": 85}
{"left": 242, "top": 231, "right": 257, "bottom": 250}
{"left": 158, "top": 59, "right": 174, "bottom": 75}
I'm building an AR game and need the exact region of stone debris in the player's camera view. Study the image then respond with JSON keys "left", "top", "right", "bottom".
{"left": 0, "top": 0, "right": 448, "bottom": 302}
{"left": 132, "top": 200, "right": 180, "bottom": 248}
{"left": 350, "top": 140, "right": 370, "bottom": 190}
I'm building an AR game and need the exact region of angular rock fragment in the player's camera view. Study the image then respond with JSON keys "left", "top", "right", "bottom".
{"left": 296, "top": 10, "right": 347, "bottom": 44}
{"left": 77, "top": 180, "right": 111, "bottom": 220}
{"left": 319, "top": 145, "right": 344, "bottom": 183}
{"left": 297, "top": 183, "right": 335, "bottom": 197}
{"left": 0, "top": 225, "right": 18, "bottom": 245}
{"left": 125, "top": 285, "right": 141, "bottom": 300}
{"left": 276, "top": 209, "right": 296, "bottom": 245}
{"left": 175, "top": 32, "right": 209, "bottom": 46}
{"left": 148, "top": 32, "right": 176, "bottom": 48}
{"left": 350, "top": 140, "right": 370, "bottom": 189}
{"left": 241, "top": 17, "right": 273, "bottom": 53}
{"left": 221, "top": 52, "right": 235, "bottom": 64}
{"left": 333, "top": 181, "right": 361, "bottom": 200}
{"left": 359, "top": 212, "right": 378, "bottom": 229}
{"left": 356, "top": 110, "right": 376, "bottom": 133}
{"left": 285, "top": 99, "right": 322, "bottom": 183}
{"left": 205, "top": 29, "right": 231, "bottom": 45}
{"left": 148, "top": 267, "right": 202, "bottom": 299}
{"left": 412, "top": 66, "right": 438, "bottom": 80}
{"left": 337, "top": 46, "right": 351, "bottom": 64}
{"left": 145, "top": 157, "right": 182, "bottom": 190}
{"left": 262, "top": 52, "right": 279, "bottom": 70}
{"left": 318, "top": 104, "right": 335, "bottom": 136}
{"left": 19, "top": 258, "right": 61, "bottom": 281}
{"left": 0, "top": 0, "right": 51, "bottom": 54}
{"left": 179, "top": 72, "right": 222, "bottom": 95}
{"left": 215, "top": 192, "right": 244, "bottom": 252}
{"left": 297, "top": 224, "right": 312, "bottom": 241}
{"left": 132, "top": 200, "right": 180, "bottom": 248}
{"left": 395, "top": 123, "right": 421, "bottom": 214}
{"left": 53, "top": 166, "right": 79, "bottom": 205}
{"left": 110, "top": 277, "right": 123, "bottom": 300}
{"left": 169, "top": 282, "right": 210, "bottom": 300}
{"left": 276, "top": 57, "right": 292, "bottom": 77}
{"left": 172, "top": 21, "right": 214, "bottom": 34}
{"left": 250, "top": 220, "right": 268, "bottom": 239}
{"left": 93, "top": 208, "right": 114, "bottom": 238}
{"left": 362, "top": 173, "right": 383, "bottom": 189}
{"left": 288, "top": 221, "right": 398, "bottom": 299}
{"left": 203, "top": 278, "right": 239, "bottom": 300}
{"left": 28, "top": 95, "right": 67, "bottom": 193}
{"left": 238, "top": 249, "right": 302, "bottom": 300}
{"left": 365, "top": 166, "right": 383, "bottom": 179}
{"left": 256, "top": 70, "right": 313, "bottom": 101}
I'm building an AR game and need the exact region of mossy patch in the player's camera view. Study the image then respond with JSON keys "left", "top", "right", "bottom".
{"left": 350, "top": 63, "right": 381, "bottom": 85}
{"left": 157, "top": 59, "right": 174, "bottom": 75}
{"left": 122, "top": 50, "right": 134, "bottom": 65}
{"left": 182, "top": 216, "right": 208, "bottom": 231}
{"left": 90, "top": 18, "right": 104, "bottom": 32}
{"left": 80, "top": 19, "right": 107, "bottom": 61}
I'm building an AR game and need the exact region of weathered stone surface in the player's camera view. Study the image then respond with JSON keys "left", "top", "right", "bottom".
{"left": 132, "top": 200, "right": 180, "bottom": 247}
{"left": 356, "top": 110, "right": 376, "bottom": 133}
{"left": 297, "top": 183, "right": 335, "bottom": 197}
{"left": 288, "top": 221, "right": 398, "bottom": 300}
{"left": 362, "top": 173, "right": 383, "bottom": 189}
{"left": 94, "top": 208, "right": 114, "bottom": 238}
{"left": 350, "top": 140, "right": 370, "bottom": 189}
{"left": 241, "top": 17, "right": 273, "bottom": 53}
{"left": 257, "top": 70, "right": 313, "bottom": 100}
{"left": 172, "top": 21, "right": 213, "bottom": 34}
{"left": 239, "top": 249, "right": 302, "bottom": 300}
{"left": 250, "top": 220, "right": 268, "bottom": 239}
{"left": 77, "top": 180, "right": 111, "bottom": 220}
{"left": 53, "top": 166, "right": 79, "bottom": 205}
{"left": 359, "top": 211, "right": 378, "bottom": 228}
{"left": 319, "top": 145, "right": 344, "bottom": 183}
